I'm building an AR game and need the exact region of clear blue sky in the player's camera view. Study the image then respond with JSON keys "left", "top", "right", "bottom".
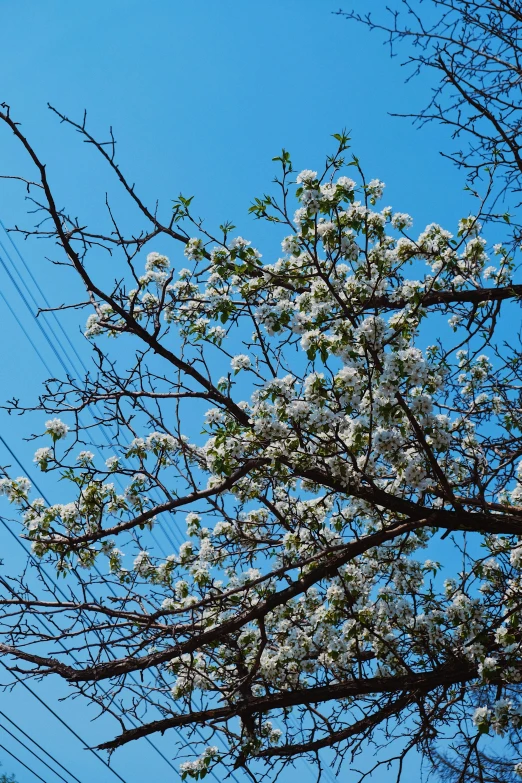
{"left": 0, "top": 1, "right": 472, "bottom": 781}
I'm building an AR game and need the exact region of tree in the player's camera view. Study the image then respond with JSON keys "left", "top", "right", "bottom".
{"left": 0, "top": 103, "right": 522, "bottom": 782}
{"left": 336, "top": 0, "right": 522, "bottom": 245}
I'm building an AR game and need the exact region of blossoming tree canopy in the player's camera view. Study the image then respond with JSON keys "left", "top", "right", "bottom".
{"left": 1, "top": 109, "right": 522, "bottom": 782}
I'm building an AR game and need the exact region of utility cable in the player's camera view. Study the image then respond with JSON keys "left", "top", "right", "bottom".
{"left": 0, "top": 238, "right": 181, "bottom": 550}
{"left": 0, "top": 721, "right": 73, "bottom": 783}
{"left": 0, "top": 708, "right": 83, "bottom": 783}
{"left": 0, "top": 235, "right": 182, "bottom": 553}
{"left": 0, "top": 661, "right": 127, "bottom": 783}
{"left": 0, "top": 437, "right": 226, "bottom": 782}
{"left": 0, "top": 740, "right": 48, "bottom": 783}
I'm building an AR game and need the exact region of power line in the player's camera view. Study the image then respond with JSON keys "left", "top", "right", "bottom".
{"left": 0, "top": 657, "right": 128, "bottom": 783}
{"left": 1, "top": 513, "right": 173, "bottom": 782}
{"left": 3, "top": 470, "right": 141, "bottom": 783}
{"left": 0, "top": 738, "right": 55, "bottom": 783}
{"left": 0, "top": 433, "right": 217, "bottom": 780}
{"left": 0, "top": 450, "right": 135, "bottom": 783}
{"left": 0, "top": 720, "right": 74, "bottom": 783}
{"left": 0, "top": 240, "right": 73, "bottom": 379}
{"left": 0, "top": 218, "right": 182, "bottom": 532}
{"left": 0, "top": 221, "right": 92, "bottom": 375}
{"left": 0, "top": 287, "right": 54, "bottom": 376}
{"left": 0, "top": 238, "right": 181, "bottom": 551}
{"left": 0, "top": 238, "right": 204, "bottom": 769}
{"left": 0, "top": 709, "right": 83, "bottom": 783}
{"left": 0, "top": 234, "right": 182, "bottom": 554}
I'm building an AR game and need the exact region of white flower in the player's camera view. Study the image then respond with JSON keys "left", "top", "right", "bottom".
{"left": 146, "top": 432, "right": 178, "bottom": 452}
{"left": 296, "top": 169, "right": 317, "bottom": 185}
{"left": 478, "top": 657, "right": 497, "bottom": 679}
{"left": 174, "top": 580, "right": 189, "bottom": 601}
{"left": 293, "top": 207, "right": 308, "bottom": 225}
{"left": 391, "top": 211, "right": 413, "bottom": 230}
{"left": 472, "top": 706, "right": 491, "bottom": 730}
{"left": 179, "top": 746, "right": 219, "bottom": 777}
{"left": 146, "top": 252, "right": 170, "bottom": 271}
{"left": 483, "top": 265, "right": 497, "bottom": 280}
{"left": 448, "top": 314, "right": 462, "bottom": 329}
{"left": 281, "top": 235, "right": 300, "bottom": 255}
{"left": 229, "top": 236, "right": 251, "bottom": 250}
{"left": 61, "top": 503, "right": 79, "bottom": 526}
{"left": 205, "top": 408, "right": 223, "bottom": 425}
{"left": 320, "top": 183, "right": 337, "bottom": 201}
{"left": 510, "top": 545, "right": 522, "bottom": 568}
{"left": 179, "top": 541, "right": 193, "bottom": 562}
{"left": 411, "top": 393, "right": 433, "bottom": 416}
{"left": 366, "top": 178, "right": 385, "bottom": 201}
{"left": 337, "top": 176, "right": 356, "bottom": 192}
{"left": 45, "top": 418, "right": 69, "bottom": 440}
{"left": 184, "top": 238, "right": 205, "bottom": 261}
{"left": 76, "top": 451, "right": 95, "bottom": 465}
{"left": 133, "top": 551, "right": 151, "bottom": 577}
{"left": 231, "top": 354, "right": 251, "bottom": 372}
{"left": 33, "top": 447, "right": 52, "bottom": 469}
{"left": 186, "top": 513, "right": 201, "bottom": 534}
{"left": 0, "top": 477, "right": 31, "bottom": 504}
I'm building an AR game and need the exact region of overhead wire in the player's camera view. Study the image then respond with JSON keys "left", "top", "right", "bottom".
{"left": 0, "top": 231, "right": 185, "bottom": 779}
{"left": 0, "top": 511, "right": 182, "bottom": 781}
{"left": 0, "top": 708, "right": 83, "bottom": 783}
{"left": 0, "top": 719, "right": 76, "bottom": 783}
{"left": 0, "top": 658, "right": 127, "bottom": 783}
{"left": 0, "top": 740, "right": 48, "bottom": 783}
{"left": 0, "top": 236, "right": 136, "bottom": 780}
{"left": 0, "top": 223, "right": 181, "bottom": 553}
{"left": 0, "top": 254, "right": 181, "bottom": 550}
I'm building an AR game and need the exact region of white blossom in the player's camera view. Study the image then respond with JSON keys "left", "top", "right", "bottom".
{"left": 45, "top": 418, "right": 69, "bottom": 440}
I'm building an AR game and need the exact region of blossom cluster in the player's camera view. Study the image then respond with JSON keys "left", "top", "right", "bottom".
{"left": 2, "top": 147, "right": 521, "bottom": 775}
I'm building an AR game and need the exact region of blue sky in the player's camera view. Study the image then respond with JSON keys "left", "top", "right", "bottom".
{"left": 0, "top": 1, "right": 476, "bottom": 781}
